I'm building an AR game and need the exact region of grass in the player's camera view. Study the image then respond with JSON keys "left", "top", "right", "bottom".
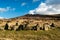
{"left": 0, "top": 27, "right": 60, "bottom": 40}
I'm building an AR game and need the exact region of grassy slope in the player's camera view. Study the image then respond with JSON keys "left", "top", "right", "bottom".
{"left": 0, "top": 27, "right": 60, "bottom": 40}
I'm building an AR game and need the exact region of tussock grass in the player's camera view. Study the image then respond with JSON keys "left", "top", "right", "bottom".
{"left": 0, "top": 27, "right": 60, "bottom": 40}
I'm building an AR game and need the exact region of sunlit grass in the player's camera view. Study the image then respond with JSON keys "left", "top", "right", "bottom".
{"left": 0, "top": 27, "right": 60, "bottom": 40}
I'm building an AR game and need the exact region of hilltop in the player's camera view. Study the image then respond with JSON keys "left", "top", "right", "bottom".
{"left": 0, "top": 14, "right": 60, "bottom": 21}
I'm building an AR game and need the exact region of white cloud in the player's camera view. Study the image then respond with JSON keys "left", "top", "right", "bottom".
{"left": 46, "top": 0, "right": 60, "bottom": 10}
{"left": 0, "top": 17, "right": 4, "bottom": 19}
{"left": 0, "top": 7, "right": 15, "bottom": 13}
{"left": 33, "top": 0, "right": 40, "bottom": 2}
{"left": 21, "top": 2, "right": 26, "bottom": 6}
{"left": 29, "top": 10, "right": 35, "bottom": 14}
{"left": 29, "top": 0, "right": 60, "bottom": 15}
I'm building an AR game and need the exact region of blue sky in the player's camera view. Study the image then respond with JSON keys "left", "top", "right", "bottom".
{"left": 0, "top": 0, "right": 45, "bottom": 18}
{"left": 0, "top": 0, "right": 60, "bottom": 18}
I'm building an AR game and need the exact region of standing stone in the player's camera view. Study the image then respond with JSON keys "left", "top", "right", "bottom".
{"left": 4, "top": 23, "right": 9, "bottom": 30}
{"left": 10, "top": 26, "right": 14, "bottom": 31}
{"left": 43, "top": 23, "right": 50, "bottom": 31}
{"left": 16, "top": 24, "right": 24, "bottom": 31}
{"left": 50, "top": 23, "right": 55, "bottom": 27}
{"left": 16, "top": 21, "right": 19, "bottom": 26}
{"left": 31, "top": 24, "right": 39, "bottom": 31}
{"left": 37, "top": 24, "right": 40, "bottom": 31}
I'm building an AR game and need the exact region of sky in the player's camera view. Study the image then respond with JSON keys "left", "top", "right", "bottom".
{"left": 0, "top": 0, "right": 60, "bottom": 18}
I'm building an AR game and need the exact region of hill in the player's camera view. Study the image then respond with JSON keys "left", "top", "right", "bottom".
{"left": 11, "top": 14, "right": 60, "bottom": 20}
{"left": 0, "top": 14, "right": 60, "bottom": 40}
{"left": 0, "top": 14, "right": 60, "bottom": 28}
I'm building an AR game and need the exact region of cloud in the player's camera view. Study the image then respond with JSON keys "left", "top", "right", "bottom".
{"left": 29, "top": 10, "right": 35, "bottom": 14}
{"left": 0, "top": 16, "right": 4, "bottom": 19}
{"left": 21, "top": 2, "right": 26, "bottom": 6}
{"left": 46, "top": 0, "right": 60, "bottom": 9}
{"left": 29, "top": 0, "right": 60, "bottom": 15}
{"left": 0, "top": 7, "right": 15, "bottom": 13}
{"left": 33, "top": 0, "right": 40, "bottom": 2}
{"left": 46, "top": 0, "right": 60, "bottom": 5}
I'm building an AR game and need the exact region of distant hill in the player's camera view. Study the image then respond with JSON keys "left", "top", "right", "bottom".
{"left": 0, "top": 14, "right": 60, "bottom": 22}
{"left": 12, "top": 14, "right": 60, "bottom": 20}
